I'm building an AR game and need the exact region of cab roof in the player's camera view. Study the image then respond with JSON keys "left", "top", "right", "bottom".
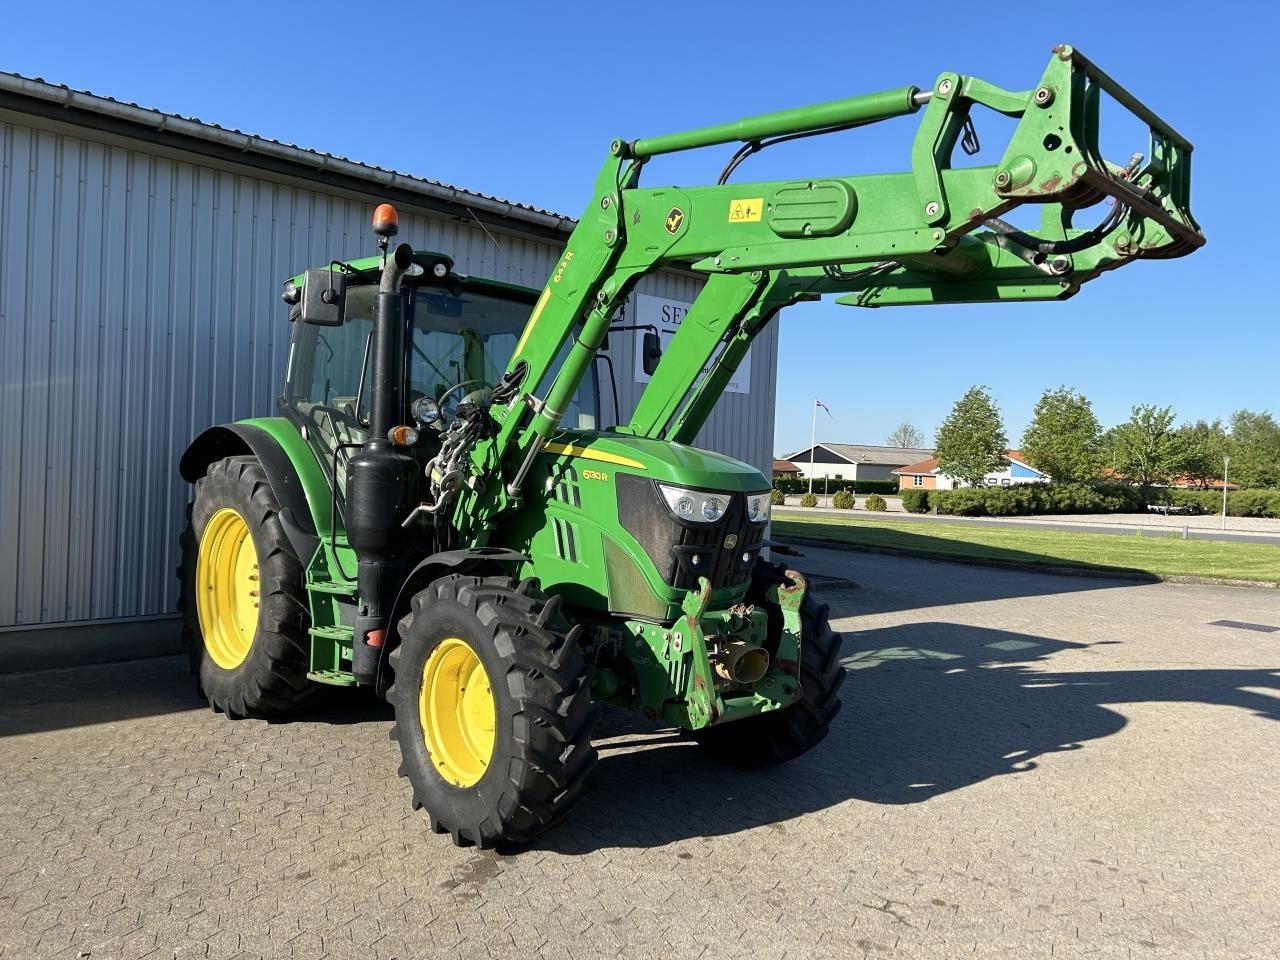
{"left": 289, "top": 250, "right": 540, "bottom": 303}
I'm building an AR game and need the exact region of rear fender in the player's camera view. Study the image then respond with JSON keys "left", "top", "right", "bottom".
{"left": 179, "top": 418, "right": 330, "bottom": 560}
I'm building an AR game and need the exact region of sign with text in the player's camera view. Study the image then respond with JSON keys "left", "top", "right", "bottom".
{"left": 632, "top": 294, "right": 752, "bottom": 395}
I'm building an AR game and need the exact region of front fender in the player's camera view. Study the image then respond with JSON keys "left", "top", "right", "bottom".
{"left": 376, "top": 548, "right": 530, "bottom": 695}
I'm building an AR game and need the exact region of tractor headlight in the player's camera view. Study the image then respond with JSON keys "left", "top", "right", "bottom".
{"left": 658, "top": 484, "right": 730, "bottom": 524}
{"left": 411, "top": 396, "right": 441, "bottom": 426}
{"left": 745, "top": 492, "right": 771, "bottom": 524}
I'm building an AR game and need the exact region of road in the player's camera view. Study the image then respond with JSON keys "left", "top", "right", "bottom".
{"left": 2, "top": 550, "right": 1279, "bottom": 959}
{"left": 776, "top": 505, "right": 1280, "bottom": 545}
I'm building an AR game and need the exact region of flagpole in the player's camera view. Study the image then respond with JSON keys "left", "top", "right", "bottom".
{"left": 809, "top": 399, "right": 817, "bottom": 495}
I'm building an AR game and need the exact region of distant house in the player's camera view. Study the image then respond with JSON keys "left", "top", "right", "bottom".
{"left": 1102, "top": 467, "right": 1238, "bottom": 491}
{"left": 783, "top": 443, "right": 935, "bottom": 484}
{"left": 893, "top": 450, "right": 1050, "bottom": 491}
{"left": 772, "top": 459, "right": 802, "bottom": 479}
{"left": 1170, "top": 476, "right": 1237, "bottom": 491}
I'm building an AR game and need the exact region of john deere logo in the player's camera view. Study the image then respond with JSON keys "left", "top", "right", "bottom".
{"left": 664, "top": 207, "right": 685, "bottom": 235}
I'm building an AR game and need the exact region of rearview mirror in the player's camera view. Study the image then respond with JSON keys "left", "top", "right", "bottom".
{"left": 300, "top": 268, "right": 347, "bottom": 326}
{"left": 642, "top": 330, "right": 663, "bottom": 376}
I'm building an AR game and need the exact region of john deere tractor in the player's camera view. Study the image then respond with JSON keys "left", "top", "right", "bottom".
{"left": 179, "top": 47, "right": 1202, "bottom": 847}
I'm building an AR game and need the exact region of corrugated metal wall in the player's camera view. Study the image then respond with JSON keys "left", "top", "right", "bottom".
{"left": 0, "top": 113, "right": 777, "bottom": 629}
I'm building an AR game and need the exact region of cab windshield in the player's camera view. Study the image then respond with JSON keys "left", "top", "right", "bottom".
{"left": 284, "top": 281, "right": 598, "bottom": 475}
{"left": 407, "top": 286, "right": 597, "bottom": 430}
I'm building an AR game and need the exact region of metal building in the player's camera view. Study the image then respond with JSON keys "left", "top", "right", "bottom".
{"left": 0, "top": 74, "right": 779, "bottom": 666}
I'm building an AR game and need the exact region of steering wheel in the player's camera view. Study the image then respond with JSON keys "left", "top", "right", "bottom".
{"left": 437, "top": 379, "right": 491, "bottom": 422}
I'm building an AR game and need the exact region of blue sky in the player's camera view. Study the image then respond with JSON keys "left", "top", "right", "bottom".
{"left": 3, "top": 2, "right": 1273, "bottom": 455}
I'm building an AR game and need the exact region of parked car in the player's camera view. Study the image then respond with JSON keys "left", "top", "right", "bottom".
{"left": 1147, "top": 503, "right": 1208, "bottom": 516}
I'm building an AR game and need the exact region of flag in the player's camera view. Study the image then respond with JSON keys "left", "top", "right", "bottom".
{"left": 815, "top": 399, "right": 832, "bottom": 417}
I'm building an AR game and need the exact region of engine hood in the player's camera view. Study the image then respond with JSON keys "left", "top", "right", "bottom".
{"left": 539, "top": 431, "right": 768, "bottom": 493}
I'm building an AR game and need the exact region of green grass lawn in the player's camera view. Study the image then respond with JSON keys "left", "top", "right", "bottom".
{"left": 772, "top": 513, "right": 1280, "bottom": 585}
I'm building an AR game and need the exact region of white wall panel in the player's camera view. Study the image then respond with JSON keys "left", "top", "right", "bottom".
{"left": 0, "top": 115, "right": 777, "bottom": 628}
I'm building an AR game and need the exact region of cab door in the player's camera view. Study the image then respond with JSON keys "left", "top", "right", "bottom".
{"left": 283, "top": 284, "right": 376, "bottom": 501}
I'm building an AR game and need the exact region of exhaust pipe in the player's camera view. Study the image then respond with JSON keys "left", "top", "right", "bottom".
{"left": 714, "top": 641, "right": 771, "bottom": 685}
{"left": 348, "top": 240, "right": 417, "bottom": 686}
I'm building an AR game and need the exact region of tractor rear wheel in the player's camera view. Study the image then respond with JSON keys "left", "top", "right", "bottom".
{"left": 692, "top": 563, "right": 845, "bottom": 766}
{"left": 388, "top": 574, "right": 597, "bottom": 848}
{"left": 179, "top": 455, "right": 314, "bottom": 717}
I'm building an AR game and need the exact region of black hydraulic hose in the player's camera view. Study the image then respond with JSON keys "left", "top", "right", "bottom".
{"left": 985, "top": 154, "right": 1143, "bottom": 257}
{"left": 717, "top": 119, "right": 875, "bottom": 185}
{"left": 984, "top": 202, "right": 1128, "bottom": 257}
{"left": 823, "top": 260, "right": 898, "bottom": 282}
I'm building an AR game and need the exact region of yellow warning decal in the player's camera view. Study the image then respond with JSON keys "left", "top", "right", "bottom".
{"left": 728, "top": 198, "right": 764, "bottom": 223}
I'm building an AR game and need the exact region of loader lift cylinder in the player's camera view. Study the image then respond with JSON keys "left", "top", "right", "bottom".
{"left": 347, "top": 243, "right": 417, "bottom": 684}
{"left": 626, "top": 85, "right": 922, "bottom": 158}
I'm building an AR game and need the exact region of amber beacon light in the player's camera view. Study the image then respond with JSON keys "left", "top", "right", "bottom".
{"left": 372, "top": 203, "right": 399, "bottom": 238}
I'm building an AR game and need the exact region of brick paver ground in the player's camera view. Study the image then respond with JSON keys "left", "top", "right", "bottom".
{"left": 2, "top": 550, "right": 1278, "bottom": 959}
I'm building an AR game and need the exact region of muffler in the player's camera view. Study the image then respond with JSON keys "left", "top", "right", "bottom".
{"left": 714, "top": 640, "right": 770, "bottom": 685}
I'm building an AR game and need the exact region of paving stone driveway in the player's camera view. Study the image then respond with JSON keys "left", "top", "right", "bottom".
{"left": 2, "top": 550, "right": 1279, "bottom": 960}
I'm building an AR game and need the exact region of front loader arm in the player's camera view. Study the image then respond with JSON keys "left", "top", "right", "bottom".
{"left": 449, "top": 44, "right": 1202, "bottom": 536}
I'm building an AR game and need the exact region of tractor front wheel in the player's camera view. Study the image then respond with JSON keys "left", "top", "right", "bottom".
{"left": 179, "top": 455, "right": 314, "bottom": 717}
{"left": 389, "top": 575, "right": 597, "bottom": 848}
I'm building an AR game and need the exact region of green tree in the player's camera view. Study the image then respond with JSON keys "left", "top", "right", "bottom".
{"left": 886, "top": 422, "right": 926, "bottom": 448}
{"left": 1176, "top": 419, "right": 1229, "bottom": 489}
{"left": 1020, "top": 386, "right": 1103, "bottom": 483}
{"left": 1112, "top": 405, "right": 1187, "bottom": 487}
{"left": 935, "top": 386, "right": 1008, "bottom": 487}
{"left": 1228, "top": 409, "right": 1280, "bottom": 488}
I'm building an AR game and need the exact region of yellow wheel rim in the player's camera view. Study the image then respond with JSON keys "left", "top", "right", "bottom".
{"left": 419, "top": 637, "right": 496, "bottom": 787}
{"left": 195, "top": 507, "right": 260, "bottom": 670}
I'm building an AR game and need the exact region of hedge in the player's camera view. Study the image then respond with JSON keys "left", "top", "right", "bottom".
{"left": 773, "top": 475, "right": 899, "bottom": 496}
{"left": 864, "top": 493, "right": 888, "bottom": 512}
{"left": 922, "top": 483, "right": 1280, "bottom": 519}
{"left": 900, "top": 489, "right": 930, "bottom": 513}
{"left": 1163, "top": 488, "right": 1280, "bottom": 518}
{"left": 930, "top": 483, "right": 1148, "bottom": 517}
{"left": 799, "top": 492, "right": 818, "bottom": 508}
{"left": 831, "top": 489, "right": 856, "bottom": 509}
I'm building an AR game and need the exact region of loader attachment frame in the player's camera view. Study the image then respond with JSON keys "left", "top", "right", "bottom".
{"left": 429, "top": 44, "right": 1202, "bottom": 540}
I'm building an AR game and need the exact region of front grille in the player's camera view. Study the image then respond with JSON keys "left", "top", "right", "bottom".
{"left": 616, "top": 475, "right": 765, "bottom": 591}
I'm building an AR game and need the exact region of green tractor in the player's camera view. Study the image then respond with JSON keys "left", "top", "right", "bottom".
{"left": 178, "top": 47, "right": 1202, "bottom": 847}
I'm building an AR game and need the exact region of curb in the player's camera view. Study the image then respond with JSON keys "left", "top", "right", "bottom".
{"left": 775, "top": 535, "right": 1279, "bottom": 590}
{"left": 0, "top": 616, "right": 182, "bottom": 675}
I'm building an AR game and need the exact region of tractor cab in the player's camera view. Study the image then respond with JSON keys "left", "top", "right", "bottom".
{"left": 280, "top": 252, "right": 599, "bottom": 503}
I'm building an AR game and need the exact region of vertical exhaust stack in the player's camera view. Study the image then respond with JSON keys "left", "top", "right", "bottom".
{"left": 347, "top": 221, "right": 417, "bottom": 685}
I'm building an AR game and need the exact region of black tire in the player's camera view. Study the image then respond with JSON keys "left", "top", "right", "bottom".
{"left": 178, "top": 455, "right": 315, "bottom": 717}
{"left": 692, "top": 563, "right": 845, "bottom": 766}
{"left": 388, "top": 574, "right": 597, "bottom": 848}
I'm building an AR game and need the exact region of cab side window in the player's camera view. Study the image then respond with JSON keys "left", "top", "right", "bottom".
{"left": 285, "top": 284, "right": 377, "bottom": 481}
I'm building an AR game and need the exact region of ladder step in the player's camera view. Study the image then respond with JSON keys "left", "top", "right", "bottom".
{"left": 309, "top": 580, "right": 357, "bottom": 597}
{"left": 309, "top": 625, "right": 354, "bottom": 640}
{"left": 307, "top": 670, "right": 357, "bottom": 687}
